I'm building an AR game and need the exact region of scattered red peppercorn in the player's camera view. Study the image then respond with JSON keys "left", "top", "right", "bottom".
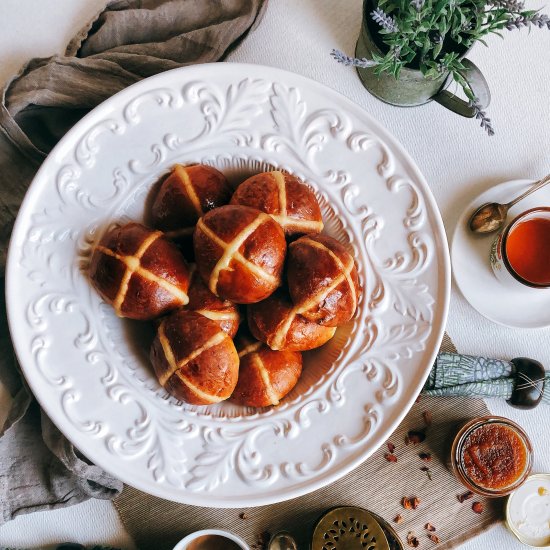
{"left": 472, "top": 502, "right": 484, "bottom": 514}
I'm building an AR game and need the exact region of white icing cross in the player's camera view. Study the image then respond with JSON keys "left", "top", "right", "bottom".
{"left": 95, "top": 231, "right": 189, "bottom": 316}
{"left": 173, "top": 165, "right": 203, "bottom": 217}
{"left": 268, "top": 171, "right": 324, "bottom": 233}
{"left": 157, "top": 323, "right": 229, "bottom": 403}
{"left": 238, "top": 341, "right": 279, "bottom": 405}
{"left": 269, "top": 238, "right": 354, "bottom": 349}
{"left": 196, "top": 213, "right": 279, "bottom": 296}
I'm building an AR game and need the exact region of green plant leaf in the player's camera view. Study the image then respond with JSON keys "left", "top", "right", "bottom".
{"left": 359, "top": 0, "right": 550, "bottom": 84}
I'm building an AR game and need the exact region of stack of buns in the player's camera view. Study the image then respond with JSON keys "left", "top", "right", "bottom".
{"left": 90, "top": 165, "right": 361, "bottom": 408}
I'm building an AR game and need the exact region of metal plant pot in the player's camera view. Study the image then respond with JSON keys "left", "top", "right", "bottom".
{"left": 355, "top": 0, "right": 491, "bottom": 117}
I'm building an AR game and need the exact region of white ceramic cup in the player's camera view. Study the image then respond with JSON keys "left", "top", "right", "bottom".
{"left": 172, "top": 529, "right": 250, "bottom": 550}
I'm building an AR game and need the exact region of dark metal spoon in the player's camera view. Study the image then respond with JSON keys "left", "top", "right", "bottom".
{"left": 468, "top": 174, "right": 550, "bottom": 234}
{"left": 268, "top": 531, "right": 298, "bottom": 550}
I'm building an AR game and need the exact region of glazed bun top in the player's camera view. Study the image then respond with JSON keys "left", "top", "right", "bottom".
{"left": 230, "top": 171, "right": 323, "bottom": 238}
{"left": 151, "top": 164, "right": 232, "bottom": 236}
{"left": 287, "top": 233, "right": 361, "bottom": 327}
{"left": 247, "top": 289, "right": 336, "bottom": 351}
{"left": 150, "top": 310, "right": 239, "bottom": 405}
{"left": 231, "top": 335, "right": 303, "bottom": 408}
{"left": 193, "top": 204, "right": 286, "bottom": 304}
{"left": 89, "top": 222, "right": 190, "bottom": 320}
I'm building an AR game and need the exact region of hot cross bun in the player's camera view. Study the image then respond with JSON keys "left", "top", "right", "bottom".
{"left": 151, "top": 164, "right": 232, "bottom": 240}
{"left": 232, "top": 335, "right": 302, "bottom": 407}
{"left": 193, "top": 205, "right": 286, "bottom": 304}
{"left": 184, "top": 268, "right": 241, "bottom": 338}
{"left": 89, "top": 223, "right": 190, "bottom": 320}
{"left": 150, "top": 310, "right": 239, "bottom": 405}
{"left": 230, "top": 171, "right": 323, "bottom": 238}
{"left": 287, "top": 234, "right": 361, "bottom": 327}
{"left": 247, "top": 289, "right": 336, "bottom": 351}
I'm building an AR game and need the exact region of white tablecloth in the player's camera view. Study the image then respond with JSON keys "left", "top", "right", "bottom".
{"left": 1, "top": 0, "right": 549, "bottom": 548}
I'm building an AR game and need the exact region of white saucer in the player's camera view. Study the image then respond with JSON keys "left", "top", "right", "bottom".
{"left": 452, "top": 179, "right": 550, "bottom": 329}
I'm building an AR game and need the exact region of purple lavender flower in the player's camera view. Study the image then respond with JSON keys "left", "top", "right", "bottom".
{"left": 489, "top": 0, "right": 525, "bottom": 10}
{"left": 469, "top": 100, "right": 495, "bottom": 136}
{"left": 371, "top": 7, "right": 399, "bottom": 32}
{"left": 506, "top": 13, "right": 550, "bottom": 30}
{"left": 330, "top": 49, "right": 378, "bottom": 68}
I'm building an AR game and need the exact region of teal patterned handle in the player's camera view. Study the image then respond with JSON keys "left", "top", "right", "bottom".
{"left": 423, "top": 353, "right": 549, "bottom": 405}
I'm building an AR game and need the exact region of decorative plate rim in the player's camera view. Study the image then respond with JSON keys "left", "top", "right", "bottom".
{"left": 6, "top": 62, "right": 451, "bottom": 507}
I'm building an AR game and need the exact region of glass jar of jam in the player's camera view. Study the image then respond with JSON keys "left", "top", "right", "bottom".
{"left": 450, "top": 416, "right": 533, "bottom": 497}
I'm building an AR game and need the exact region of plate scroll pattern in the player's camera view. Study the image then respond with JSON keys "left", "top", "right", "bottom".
{"left": 8, "top": 67, "right": 445, "bottom": 503}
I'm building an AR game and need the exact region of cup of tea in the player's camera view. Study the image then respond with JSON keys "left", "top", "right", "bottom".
{"left": 172, "top": 529, "right": 249, "bottom": 550}
{"left": 490, "top": 207, "right": 550, "bottom": 289}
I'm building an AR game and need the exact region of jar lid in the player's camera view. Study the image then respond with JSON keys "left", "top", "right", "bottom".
{"left": 506, "top": 473, "right": 550, "bottom": 548}
{"left": 370, "top": 511, "right": 405, "bottom": 550}
{"left": 312, "top": 507, "right": 391, "bottom": 550}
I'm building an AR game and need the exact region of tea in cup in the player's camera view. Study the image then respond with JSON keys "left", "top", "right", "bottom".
{"left": 172, "top": 529, "right": 249, "bottom": 550}
{"left": 490, "top": 207, "right": 550, "bottom": 289}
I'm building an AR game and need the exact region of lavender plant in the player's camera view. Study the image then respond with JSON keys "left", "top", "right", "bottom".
{"left": 332, "top": 0, "right": 549, "bottom": 135}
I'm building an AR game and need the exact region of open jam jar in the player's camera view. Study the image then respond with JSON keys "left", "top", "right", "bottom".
{"left": 450, "top": 416, "right": 533, "bottom": 497}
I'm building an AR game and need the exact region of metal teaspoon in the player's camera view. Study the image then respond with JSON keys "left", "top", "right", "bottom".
{"left": 468, "top": 173, "right": 550, "bottom": 234}
{"left": 268, "top": 531, "right": 298, "bottom": 550}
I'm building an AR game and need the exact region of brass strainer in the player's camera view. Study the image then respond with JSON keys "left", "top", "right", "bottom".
{"left": 311, "top": 506, "right": 391, "bottom": 550}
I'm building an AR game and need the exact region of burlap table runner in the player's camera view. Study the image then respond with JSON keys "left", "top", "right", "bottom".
{"left": 114, "top": 335, "right": 503, "bottom": 549}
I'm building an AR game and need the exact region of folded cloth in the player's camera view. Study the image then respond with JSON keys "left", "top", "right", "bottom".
{"left": 0, "top": 546, "right": 119, "bottom": 550}
{"left": 0, "top": 0, "right": 267, "bottom": 526}
{"left": 423, "top": 352, "right": 549, "bottom": 404}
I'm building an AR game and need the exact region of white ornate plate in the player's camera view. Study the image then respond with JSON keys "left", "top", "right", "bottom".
{"left": 6, "top": 63, "right": 450, "bottom": 507}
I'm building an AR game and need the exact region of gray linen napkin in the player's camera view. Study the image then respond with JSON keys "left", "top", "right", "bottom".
{"left": 423, "top": 352, "right": 549, "bottom": 403}
{"left": 0, "top": 0, "right": 267, "bottom": 526}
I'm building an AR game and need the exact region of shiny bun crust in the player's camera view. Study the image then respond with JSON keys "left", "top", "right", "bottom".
{"left": 247, "top": 289, "right": 336, "bottom": 351}
{"left": 151, "top": 164, "right": 232, "bottom": 238}
{"left": 185, "top": 269, "right": 241, "bottom": 338}
{"left": 193, "top": 205, "right": 286, "bottom": 304}
{"left": 231, "top": 339, "right": 302, "bottom": 407}
{"left": 230, "top": 171, "right": 323, "bottom": 237}
{"left": 150, "top": 310, "right": 239, "bottom": 405}
{"left": 89, "top": 222, "right": 190, "bottom": 320}
{"left": 287, "top": 234, "right": 361, "bottom": 327}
